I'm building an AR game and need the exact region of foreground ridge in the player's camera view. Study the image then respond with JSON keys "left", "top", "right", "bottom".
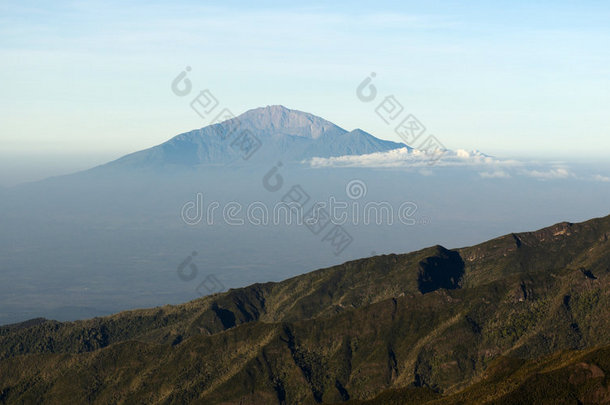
{"left": 1, "top": 215, "right": 609, "bottom": 404}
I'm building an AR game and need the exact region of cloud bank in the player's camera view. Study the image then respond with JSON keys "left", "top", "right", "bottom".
{"left": 306, "top": 148, "right": 593, "bottom": 181}
{"left": 308, "top": 148, "right": 521, "bottom": 169}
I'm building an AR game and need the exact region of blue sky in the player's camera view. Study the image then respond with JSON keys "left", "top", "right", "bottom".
{"left": 1, "top": 0, "right": 609, "bottom": 181}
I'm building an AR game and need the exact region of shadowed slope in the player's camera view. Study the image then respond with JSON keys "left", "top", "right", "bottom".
{"left": 1, "top": 215, "right": 609, "bottom": 404}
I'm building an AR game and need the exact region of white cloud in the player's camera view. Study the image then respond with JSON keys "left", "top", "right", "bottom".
{"left": 479, "top": 170, "right": 511, "bottom": 178}
{"left": 456, "top": 149, "right": 471, "bottom": 158}
{"left": 306, "top": 148, "right": 591, "bottom": 182}
{"left": 522, "top": 168, "right": 572, "bottom": 179}
{"left": 593, "top": 174, "right": 610, "bottom": 182}
{"left": 307, "top": 147, "right": 521, "bottom": 169}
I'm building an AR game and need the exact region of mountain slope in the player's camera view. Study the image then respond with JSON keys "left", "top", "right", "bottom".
{"left": 99, "top": 105, "right": 406, "bottom": 169}
{"left": 343, "top": 345, "right": 610, "bottom": 404}
{"left": 1, "top": 215, "right": 609, "bottom": 404}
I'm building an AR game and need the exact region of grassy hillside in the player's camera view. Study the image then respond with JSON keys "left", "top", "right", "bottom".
{"left": 1, "top": 215, "right": 609, "bottom": 404}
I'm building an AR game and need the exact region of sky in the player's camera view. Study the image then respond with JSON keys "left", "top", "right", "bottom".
{"left": 1, "top": 0, "right": 609, "bottom": 184}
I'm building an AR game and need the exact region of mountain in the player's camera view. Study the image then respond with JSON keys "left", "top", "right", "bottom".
{"left": 1, "top": 214, "right": 609, "bottom": 404}
{"left": 99, "top": 105, "right": 406, "bottom": 169}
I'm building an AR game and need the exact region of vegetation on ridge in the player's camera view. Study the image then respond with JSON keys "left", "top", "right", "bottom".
{"left": 1, "top": 215, "right": 609, "bottom": 404}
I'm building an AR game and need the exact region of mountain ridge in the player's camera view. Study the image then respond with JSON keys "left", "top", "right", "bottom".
{"left": 97, "top": 105, "right": 406, "bottom": 169}
{"left": 1, "top": 214, "right": 609, "bottom": 403}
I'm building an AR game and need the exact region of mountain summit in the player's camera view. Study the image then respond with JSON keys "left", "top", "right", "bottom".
{"left": 103, "top": 105, "right": 405, "bottom": 168}
{"left": 231, "top": 105, "right": 343, "bottom": 139}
